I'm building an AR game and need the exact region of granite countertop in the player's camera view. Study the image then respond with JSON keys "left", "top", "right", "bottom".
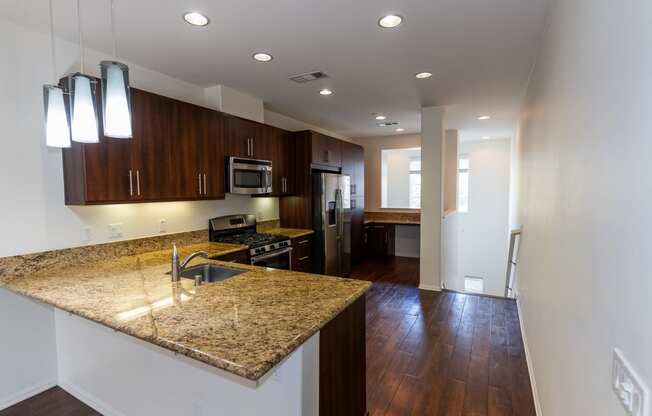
{"left": 265, "top": 228, "right": 315, "bottom": 239}
{"left": 364, "top": 219, "right": 421, "bottom": 225}
{"left": 0, "top": 244, "right": 369, "bottom": 382}
{"left": 177, "top": 242, "right": 248, "bottom": 258}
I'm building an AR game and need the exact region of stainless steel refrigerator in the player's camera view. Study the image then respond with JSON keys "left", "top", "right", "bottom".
{"left": 312, "top": 172, "right": 352, "bottom": 277}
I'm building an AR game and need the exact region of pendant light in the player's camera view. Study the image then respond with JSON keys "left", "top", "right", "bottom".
{"left": 100, "top": 0, "right": 132, "bottom": 138}
{"left": 70, "top": 0, "right": 99, "bottom": 143}
{"left": 43, "top": 0, "right": 71, "bottom": 148}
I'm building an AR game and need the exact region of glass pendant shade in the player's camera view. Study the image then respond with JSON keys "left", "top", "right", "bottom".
{"left": 70, "top": 73, "right": 99, "bottom": 143}
{"left": 100, "top": 61, "right": 132, "bottom": 138}
{"left": 43, "top": 85, "right": 71, "bottom": 148}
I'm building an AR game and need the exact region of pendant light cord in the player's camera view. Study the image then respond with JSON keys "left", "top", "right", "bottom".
{"left": 48, "top": 0, "right": 57, "bottom": 83}
{"left": 110, "top": 0, "right": 118, "bottom": 58}
{"left": 77, "top": 0, "right": 84, "bottom": 74}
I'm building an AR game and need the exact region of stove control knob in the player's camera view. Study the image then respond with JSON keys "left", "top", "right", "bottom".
{"left": 270, "top": 244, "right": 276, "bottom": 250}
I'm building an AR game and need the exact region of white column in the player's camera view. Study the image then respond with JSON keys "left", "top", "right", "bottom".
{"left": 419, "top": 106, "right": 445, "bottom": 291}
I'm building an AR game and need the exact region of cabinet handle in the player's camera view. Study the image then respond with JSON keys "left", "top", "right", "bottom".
{"left": 203, "top": 173, "right": 207, "bottom": 195}
{"left": 198, "top": 173, "right": 202, "bottom": 195}
{"left": 250, "top": 138, "right": 254, "bottom": 156}
{"left": 298, "top": 239, "right": 310, "bottom": 245}
{"left": 136, "top": 170, "right": 141, "bottom": 196}
{"left": 283, "top": 177, "right": 286, "bottom": 193}
{"left": 128, "top": 170, "right": 133, "bottom": 197}
{"left": 385, "top": 231, "right": 388, "bottom": 244}
{"left": 246, "top": 139, "right": 250, "bottom": 156}
{"left": 352, "top": 199, "right": 356, "bottom": 209}
{"left": 298, "top": 256, "right": 309, "bottom": 261}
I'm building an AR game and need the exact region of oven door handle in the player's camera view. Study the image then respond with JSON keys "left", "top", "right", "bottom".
{"left": 250, "top": 247, "right": 293, "bottom": 263}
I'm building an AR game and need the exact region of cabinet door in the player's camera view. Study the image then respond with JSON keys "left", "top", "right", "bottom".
{"left": 198, "top": 109, "right": 225, "bottom": 199}
{"left": 341, "top": 142, "right": 364, "bottom": 197}
{"left": 311, "top": 132, "right": 342, "bottom": 167}
{"left": 170, "top": 100, "right": 202, "bottom": 199}
{"left": 265, "top": 126, "right": 292, "bottom": 196}
{"left": 131, "top": 89, "right": 173, "bottom": 200}
{"left": 82, "top": 139, "right": 134, "bottom": 203}
{"left": 224, "top": 115, "right": 260, "bottom": 158}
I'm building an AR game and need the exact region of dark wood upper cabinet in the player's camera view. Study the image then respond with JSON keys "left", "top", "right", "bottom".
{"left": 131, "top": 89, "right": 174, "bottom": 201}
{"left": 63, "top": 87, "right": 227, "bottom": 205}
{"left": 223, "top": 115, "right": 273, "bottom": 160}
{"left": 198, "top": 109, "right": 226, "bottom": 199}
{"left": 311, "top": 132, "right": 342, "bottom": 168}
{"left": 267, "top": 126, "right": 293, "bottom": 196}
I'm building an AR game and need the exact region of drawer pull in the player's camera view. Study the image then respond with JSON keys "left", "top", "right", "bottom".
{"left": 298, "top": 256, "right": 310, "bottom": 261}
{"left": 298, "top": 239, "right": 310, "bottom": 245}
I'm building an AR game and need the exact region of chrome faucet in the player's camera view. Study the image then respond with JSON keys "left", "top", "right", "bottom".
{"left": 171, "top": 243, "right": 209, "bottom": 282}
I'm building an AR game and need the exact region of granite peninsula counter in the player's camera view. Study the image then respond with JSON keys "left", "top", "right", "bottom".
{"left": 0, "top": 238, "right": 370, "bottom": 415}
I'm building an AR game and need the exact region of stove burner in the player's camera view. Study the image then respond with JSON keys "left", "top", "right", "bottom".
{"left": 216, "top": 232, "right": 288, "bottom": 248}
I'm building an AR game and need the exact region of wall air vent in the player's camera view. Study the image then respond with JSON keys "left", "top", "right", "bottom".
{"left": 378, "top": 121, "right": 400, "bottom": 127}
{"left": 289, "top": 71, "right": 329, "bottom": 83}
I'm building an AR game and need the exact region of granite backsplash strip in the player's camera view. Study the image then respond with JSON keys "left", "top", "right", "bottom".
{"left": 364, "top": 211, "right": 421, "bottom": 223}
{"left": 0, "top": 229, "right": 208, "bottom": 279}
{"left": 256, "top": 219, "right": 281, "bottom": 232}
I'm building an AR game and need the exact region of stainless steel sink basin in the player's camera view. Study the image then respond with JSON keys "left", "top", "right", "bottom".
{"left": 178, "top": 264, "right": 245, "bottom": 283}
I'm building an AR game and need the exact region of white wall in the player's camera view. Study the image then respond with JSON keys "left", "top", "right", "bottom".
{"left": 419, "top": 107, "right": 444, "bottom": 290}
{"left": 0, "top": 19, "right": 281, "bottom": 257}
{"left": 454, "top": 139, "right": 511, "bottom": 297}
{"left": 516, "top": 0, "right": 652, "bottom": 414}
{"left": 0, "top": 290, "right": 58, "bottom": 410}
{"left": 264, "top": 110, "right": 351, "bottom": 142}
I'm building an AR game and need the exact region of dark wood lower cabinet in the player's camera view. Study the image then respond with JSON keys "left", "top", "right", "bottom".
{"left": 365, "top": 224, "right": 396, "bottom": 258}
{"left": 291, "top": 235, "right": 313, "bottom": 272}
{"left": 320, "top": 294, "right": 366, "bottom": 416}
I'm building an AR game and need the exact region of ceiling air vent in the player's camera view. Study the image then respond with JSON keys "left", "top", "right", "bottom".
{"left": 378, "top": 121, "right": 400, "bottom": 127}
{"left": 289, "top": 71, "right": 329, "bottom": 83}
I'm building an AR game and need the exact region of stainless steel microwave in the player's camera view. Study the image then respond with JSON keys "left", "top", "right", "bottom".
{"left": 228, "top": 157, "right": 273, "bottom": 195}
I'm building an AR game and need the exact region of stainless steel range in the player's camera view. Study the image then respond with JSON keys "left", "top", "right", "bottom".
{"left": 209, "top": 214, "right": 292, "bottom": 270}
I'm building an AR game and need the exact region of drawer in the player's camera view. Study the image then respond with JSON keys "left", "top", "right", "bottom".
{"left": 291, "top": 235, "right": 313, "bottom": 272}
{"left": 213, "top": 249, "right": 249, "bottom": 264}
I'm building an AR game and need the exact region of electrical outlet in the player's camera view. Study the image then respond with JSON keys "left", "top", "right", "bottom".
{"left": 159, "top": 219, "right": 167, "bottom": 233}
{"left": 613, "top": 348, "right": 649, "bottom": 416}
{"left": 108, "top": 223, "right": 123, "bottom": 239}
{"left": 82, "top": 226, "right": 92, "bottom": 242}
{"left": 257, "top": 211, "right": 264, "bottom": 221}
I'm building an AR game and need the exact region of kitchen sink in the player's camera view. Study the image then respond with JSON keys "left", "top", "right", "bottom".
{"left": 178, "top": 264, "right": 245, "bottom": 283}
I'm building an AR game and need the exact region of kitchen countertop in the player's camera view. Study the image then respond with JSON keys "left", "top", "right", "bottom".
{"left": 0, "top": 243, "right": 369, "bottom": 382}
{"left": 265, "top": 228, "right": 315, "bottom": 239}
{"left": 364, "top": 219, "right": 421, "bottom": 226}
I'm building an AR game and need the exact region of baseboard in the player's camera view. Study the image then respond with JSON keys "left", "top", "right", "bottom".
{"left": 59, "top": 380, "right": 125, "bottom": 416}
{"left": 418, "top": 284, "right": 442, "bottom": 292}
{"left": 516, "top": 297, "right": 543, "bottom": 416}
{"left": 0, "top": 379, "right": 57, "bottom": 411}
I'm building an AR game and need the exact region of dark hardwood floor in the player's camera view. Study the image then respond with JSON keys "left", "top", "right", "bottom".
{"left": 352, "top": 256, "right": 537, "bottom": 416}
{"left": 0, "top": 387, "right": 100, "bottom": 416}
{"left": 2, "top": 256, "right": 536, "bottom": 416}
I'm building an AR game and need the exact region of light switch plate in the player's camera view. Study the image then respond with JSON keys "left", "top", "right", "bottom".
{"left": 108, "top": 223, "right": 123, "bottom": 239}
{"left": 82, "top": 226, "right": 92, "bottom": 242}
{"left": 159, "top": 219, "right": 167, "bottom": 233}
{"left": 613, "top": 348, "right": 650, "bottom": 416}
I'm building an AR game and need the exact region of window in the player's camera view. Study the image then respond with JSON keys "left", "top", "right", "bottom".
{"left": 458, "top": 156, "right": 470, "bottom": 212}
{"left": 381, "top": 147, "right": 421, "bottom": 209}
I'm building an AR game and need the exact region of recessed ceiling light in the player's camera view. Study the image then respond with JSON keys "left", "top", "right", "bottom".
{"left": 375, "top": 115, "right": 387, "bottom": 120}
{"left": 252, "top": 53, "right": 273, "bottom": 62}
{"left": 415, "top": 72, "right": 432, "bottom": 79}
{"left": 183, "top": 12, "right": 209, "bottom": 26}
{"left": 478, "top": 115, "right": 491, "bottom": 120}
{"left": 482, "top": 136, "right": 491, "bottom": 140}
{"left": 319, "top": 88, "right": 333, "bottom": 96}
{"left": 396, "top": 128, "right": 405, "bottom": 132}
{"left": 378, "top": 14, "right": 403, "bottom": 28}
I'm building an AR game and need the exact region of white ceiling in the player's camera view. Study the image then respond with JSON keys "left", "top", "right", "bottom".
{"left": 0, "top": 0, "right": 549, "bottom": 139}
